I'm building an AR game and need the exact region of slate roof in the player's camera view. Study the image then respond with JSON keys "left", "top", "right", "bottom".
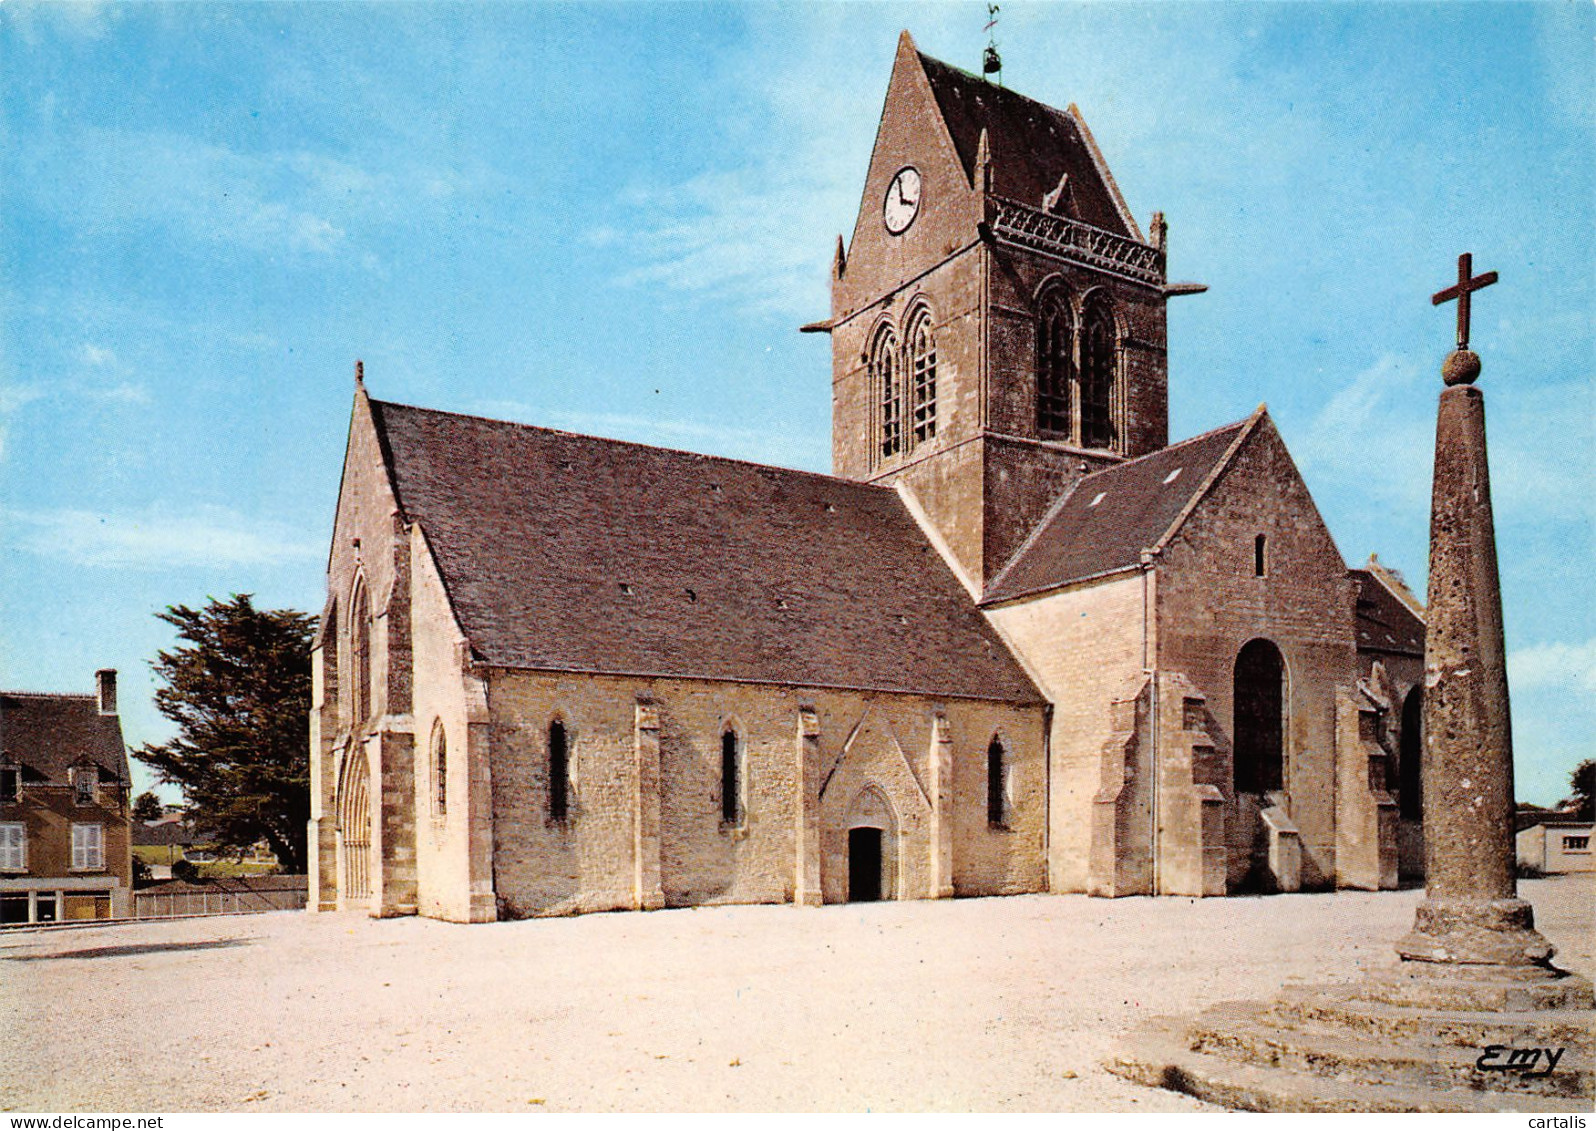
{"left": 0, "top": 692, "right": 128, "bottom": 785}
{"left": 917, "top": 51, "right": 1130, "bottom": 236}
{"left": 368, "top": 399, "right": 1042, "bottom": 704}
{"left": 983, "top": 419, "right": 1252, "bottom": 604}
{"left": 1350, "top": 567, "right": 1425, "bottom": 657}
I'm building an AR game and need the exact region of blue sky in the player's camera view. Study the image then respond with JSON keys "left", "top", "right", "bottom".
{"left": 1, "top": 2, "right": 1590, "bottom": 806}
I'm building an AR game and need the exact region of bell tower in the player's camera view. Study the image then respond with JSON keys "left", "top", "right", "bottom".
{"left": 812, "top": 32, "right": 1191, "bottom": 592}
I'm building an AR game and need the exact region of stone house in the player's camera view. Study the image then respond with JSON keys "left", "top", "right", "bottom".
{"left": 309, "top": 32, "right": 1424, "bottom": 921}
{"left": 1516, "top": 821, "right": 1594, "bottom": 875}
{"left": 0, "top": 670, "right": 133, "bottom": 924}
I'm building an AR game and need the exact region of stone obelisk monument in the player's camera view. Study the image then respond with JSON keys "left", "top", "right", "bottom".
{"left": 1392, "top": 253, "right": 1561, "bottom": 972}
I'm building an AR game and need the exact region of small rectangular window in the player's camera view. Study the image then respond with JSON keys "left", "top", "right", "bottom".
{"left": 0, "top": 823, "right": 25, "bottom": 870}
{"left": 73, "top": 767, "right": 98, "bottom": 806}
{"left": 1254, "top": 534, "right": 1268, "bottom": 578}
{"left": 1564, "top": 835, "right": 1590, "bottom": 852}
{"left": 71, "top": 823, "right": 104, "bottom": 870}
{"left": 0, "top": 766, "right": 19, "bottom": 801}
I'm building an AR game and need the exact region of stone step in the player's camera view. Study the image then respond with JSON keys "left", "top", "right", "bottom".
{"left": 1184, "top": 1001, "right": 1591, "bottom": 1099}
{"left": 1271, "top": 983, "right": 1596, "bottom": 1050}
{"left": 1350, "top": 966, "right": 1596, "bottom": 1012}
{"left": 1106, "top": 1014, "right": 1595, "bottom": 1114}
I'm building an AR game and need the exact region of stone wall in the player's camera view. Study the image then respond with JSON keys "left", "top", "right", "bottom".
{"left": 310, "top": 388, "right": 417, "bottom": 917}
{"left": 408, "top": 527, "right": 495, "bottom": 922}
{"left": 483, "top": 669, "right": 1045, "bottom": 917}
{"left": 1152, "top": 416, "right": 1360, "bottom": 889}
{"left": 984, "top": 572, "right": 1147, "bottom": 893}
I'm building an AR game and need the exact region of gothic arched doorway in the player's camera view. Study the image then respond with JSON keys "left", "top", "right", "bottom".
{"left": 1229, "top": 638, "right": 1288, "bottom": 891}
{"left": 338, "top": 750, "right": 372, "bottom": 907}
{"left": 1233, "top": 639, "right": 1287, "bottom": 796}
{"left": 1398, "top": 686, "right": 1425, "bottom": 881}
{"left": 845, "top": 785, "right": 897, "bottom": 902}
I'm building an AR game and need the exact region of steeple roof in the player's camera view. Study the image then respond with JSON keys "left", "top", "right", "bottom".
{"left": 914, "top": 47, "right": 1135, "bottom": 236}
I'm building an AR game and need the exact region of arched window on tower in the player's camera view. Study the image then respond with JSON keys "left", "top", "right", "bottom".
{"left": 1079, "top": 292, "right": 1118, "bottom": 450}
{"left": 351, "top": 581, "right": 372, "bottom": 727}
{"left": 872, "top": 325, "right": 902, "bottom": 461}
{"left": 1036, "top": 290, "right": 1073, "bottom": 437}
{"left": 907, "top": 310, "right": 937, "bottom": 446}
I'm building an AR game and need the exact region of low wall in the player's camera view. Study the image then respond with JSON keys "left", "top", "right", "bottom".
{"left": 134, "top": 876, "right": 308, "bottom": 918}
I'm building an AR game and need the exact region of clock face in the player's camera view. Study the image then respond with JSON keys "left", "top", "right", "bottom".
{"left": 882, "top": 166, "right": 922, "bottom": 235}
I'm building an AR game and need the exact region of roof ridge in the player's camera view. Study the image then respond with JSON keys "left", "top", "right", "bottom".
{"left": 1147, "top": 406, "right": 1266, "bottom": 558}
{"left": 1361, "top": 554, "right": 1427, "bottom": 618}
{"left": 916, "top": 49, "right": 1073, "bottom": 126}
{"left": 370, "top": 397, "right": 886, "bottom": 495}
{"left": 1, "top": 690, "right": 97, "bottom": 701}
{"left": 1079, "top": 417, "right": 1253, "bottom": 486}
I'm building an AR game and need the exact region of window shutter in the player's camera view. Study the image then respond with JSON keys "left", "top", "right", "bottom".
{"left": 72, "top": 824, "right": 103, "bottom": 869}
{"left": 0, "top": 824, "right": 23, "bottom": 870}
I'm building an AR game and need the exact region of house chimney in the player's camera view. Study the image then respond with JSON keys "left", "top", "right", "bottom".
{"left": 96, "top": 669, "right": 117, "bottom": 716}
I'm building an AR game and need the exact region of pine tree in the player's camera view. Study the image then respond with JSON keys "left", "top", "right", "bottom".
{"left": 1570, "top": 760, "right": 1596, "bottom": 822}
{"left": 131, "top": 791, "right": 164, "bottom": 823}
{"left": 136, "top": 595, "right": 315, "bottom": 874}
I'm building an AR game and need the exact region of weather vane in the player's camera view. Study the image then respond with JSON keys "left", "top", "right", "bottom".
{"left": 983, "top": 4, "right": 1002, "bottom": 82}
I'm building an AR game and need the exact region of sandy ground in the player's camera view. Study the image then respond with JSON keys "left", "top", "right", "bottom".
{"left": 1, "top": 875, "right": 1590, "bottom": 1113}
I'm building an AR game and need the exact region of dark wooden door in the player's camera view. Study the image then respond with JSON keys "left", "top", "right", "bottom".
{"left": 849, "top": 827, "right": 882, "bottom": 902}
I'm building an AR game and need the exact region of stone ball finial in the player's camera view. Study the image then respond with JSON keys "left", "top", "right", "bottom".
{"left": 1442, "top": 349, "right": 1481, "bottom": 386}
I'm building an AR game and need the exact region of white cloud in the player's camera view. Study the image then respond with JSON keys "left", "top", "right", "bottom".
{"left": 0, "top": 383, "right": 48, "bottom": 462}
{"left": 1296, "top": 352, "right": 1432, "bottom": 511}
{"left": 1509, "top": 639, "right": 1596, "bottom": 698}
{"left": 467, "top": 399, "right": 826, "bottom": 470}
{"left": 0, "top": 384, "right": 48, "bottom": 415}
{"left": 84, "top": 382, "right": 151, "bottom": 405}
{"left": 587, "top": 31, "right": 878, "bottom": 322}
{"left": 6, "top": 505, "right": 322, "bottom": 569}
{"left": 77, "top": 344, "right": 116, "bottom": 367}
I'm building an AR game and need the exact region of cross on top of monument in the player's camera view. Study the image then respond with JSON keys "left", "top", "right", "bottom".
{"left": 1431, "top": 252, "right": 1498, "bottom": 353}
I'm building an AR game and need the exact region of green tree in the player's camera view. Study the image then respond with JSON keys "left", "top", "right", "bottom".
{"left": 135, "top": 595, "right": 316, "bottom": 874}
{"left": 1570, "top": 759, "right": 1596, "bottom": 822}
{"left": 131, "top": 791, "right": 164, "bottom": 824}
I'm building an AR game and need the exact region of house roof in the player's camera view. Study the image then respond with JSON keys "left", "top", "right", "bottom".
{"left": 367, "top": 398, "right": 1042, "bottom": 704}
{"left": 1350, "top": 565, "right": 1425, "bottom": 658}
{"left": 0, "top": 692, "right": 128, "bottom": 785}
{"left": 983, "top": 418, "right": 1253, "bottom": 604}
{"left": 916, "top": 50, "right": 1132, "bottom": 236}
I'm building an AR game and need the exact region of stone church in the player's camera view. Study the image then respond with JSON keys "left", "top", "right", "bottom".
{"left": 308, "top": 32, "right": 1426, "bottom": 921}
